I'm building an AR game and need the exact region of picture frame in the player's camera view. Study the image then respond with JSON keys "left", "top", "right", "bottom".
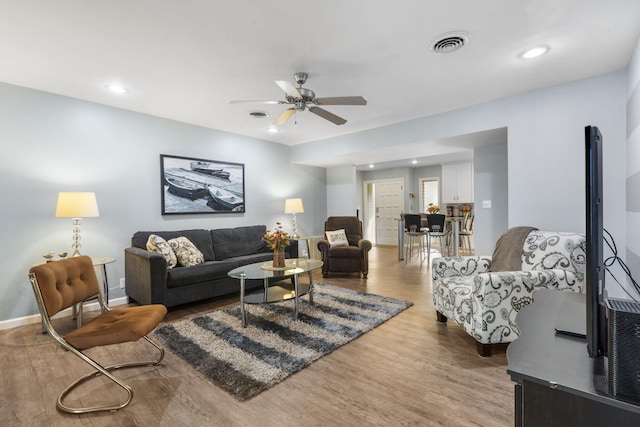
{"left": 160, "top": 154, "right": 245, "bottom": 215}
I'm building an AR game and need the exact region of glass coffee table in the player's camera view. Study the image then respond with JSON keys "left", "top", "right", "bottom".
{"left": 228, "top": 258, "right": 323, "bottom": 327}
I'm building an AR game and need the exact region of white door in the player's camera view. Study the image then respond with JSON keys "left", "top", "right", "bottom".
{"left": 364, "top": 178, "right": 404, "bottom": 245}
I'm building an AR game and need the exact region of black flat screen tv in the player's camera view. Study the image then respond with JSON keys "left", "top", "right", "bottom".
{"left": 585, "top": 125, "right": 607, "bottom": 358}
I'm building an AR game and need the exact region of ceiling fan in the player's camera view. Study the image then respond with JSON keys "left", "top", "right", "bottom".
{"left": 230, "top": 72, "right": 367, "bottom": 126}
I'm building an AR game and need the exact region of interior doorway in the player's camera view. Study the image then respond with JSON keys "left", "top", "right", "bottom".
{"left": 363, "top": 178, "right": 404, "bottom": 245}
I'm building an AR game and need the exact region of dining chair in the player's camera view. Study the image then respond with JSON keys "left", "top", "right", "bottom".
{"left": 459, "top": 212, "right": 475, "bottom": 255}
{"left": 426, "top": 214, "right": 450, "bottom": 256}
{"left": 403, "top": 214, "right": 428, "bottom": 263}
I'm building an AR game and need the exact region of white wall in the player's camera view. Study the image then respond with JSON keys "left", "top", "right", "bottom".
{"left": 626, "top": 34, "right": 640, "bottom": 296}
{"left": 0, "top": 82, "right": 327, "bottom": 323}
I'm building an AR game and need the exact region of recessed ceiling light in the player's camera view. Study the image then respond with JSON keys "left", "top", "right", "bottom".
{"left": 519, "top": 45, "right": 550, "bottom": 59}
{"left": 267, "top": 127, "right": 279, "bottom": 133}
{"left": 411, "top": 159, "right": 418, "bottom": 164}
{"left": 369, "top": 164, "right": 375, "bottom": 168}
{"left": 105, "top": 84, "right": 129, "bottom": 94}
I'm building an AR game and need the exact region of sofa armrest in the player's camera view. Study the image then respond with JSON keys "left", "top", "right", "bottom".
{"left": 317, "top": 239, "right": 330, "bottom": 259}
{"left": 358, "top": 239, "right": 372, "bottom": 253}
{"left": 285, "top": 239, "right": 298, "bottom": 258}
{"left": 432, "top": 256, "right": 492, "bottom": 282}
{"left": 124, "top": 247, "right": 168, "bottom": 305}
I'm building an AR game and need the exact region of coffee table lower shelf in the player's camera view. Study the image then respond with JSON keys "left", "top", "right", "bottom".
{"left": 244, "top": 282, "right": 312, "bottom": 304}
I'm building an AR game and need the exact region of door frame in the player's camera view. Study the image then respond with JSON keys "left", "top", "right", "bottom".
{"left": 363, "top": 178, "right": 405, "bottom": 245}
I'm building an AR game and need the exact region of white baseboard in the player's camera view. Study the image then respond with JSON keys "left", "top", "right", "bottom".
{"left": 0, "top": 296, "right": 129, "bottom": 331}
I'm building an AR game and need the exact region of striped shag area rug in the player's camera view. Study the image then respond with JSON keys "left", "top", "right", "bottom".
{"left": 153, "top": 283, "right": 412, "bottom": 400}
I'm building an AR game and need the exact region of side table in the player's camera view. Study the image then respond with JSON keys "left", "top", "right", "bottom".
{"left": 91, "top": 256, "right": 116, "bottom": 303}
{"left": 74, "top": 256, "right": 116, "bottom": 328}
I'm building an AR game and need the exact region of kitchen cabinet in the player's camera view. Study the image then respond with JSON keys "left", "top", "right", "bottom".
{"left": 442, "top": 162, "right": 473, "bottom": 203}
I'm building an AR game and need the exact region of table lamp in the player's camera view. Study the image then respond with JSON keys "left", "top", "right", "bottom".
{"left": 55, "top": 192, "right": 100, "bottom": 256}
{"left": 284, "top": 198, "right": 304, "bottom": 239}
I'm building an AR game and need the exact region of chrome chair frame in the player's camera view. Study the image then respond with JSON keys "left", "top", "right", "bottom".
{"left": 28, "top": 267, "right": 165, "bottom": 414}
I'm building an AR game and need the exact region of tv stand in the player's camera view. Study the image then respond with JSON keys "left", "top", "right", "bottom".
{"left": 507, "top": 290, "right": 640, "bottom": 427}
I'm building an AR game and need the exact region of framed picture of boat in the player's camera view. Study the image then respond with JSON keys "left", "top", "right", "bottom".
{"left": 160, "top": 154, "right": 245, "bottom": 215}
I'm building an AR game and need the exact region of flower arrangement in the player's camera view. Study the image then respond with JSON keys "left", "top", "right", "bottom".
{"left": 262, "top": 222, "right": 291, "bottom": 252}
{"left": 427, "top": 203, "right": 441, "bottom": 214}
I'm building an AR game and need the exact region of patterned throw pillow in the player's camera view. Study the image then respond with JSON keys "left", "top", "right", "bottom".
{"left": 146, "top": 234, "right": 177, "bottom": 269}
{"left": 168, "top": 236, "right": 205, "bottom": 267}
{"left": 325, "top": 229, "right": 349, "bottom": 248}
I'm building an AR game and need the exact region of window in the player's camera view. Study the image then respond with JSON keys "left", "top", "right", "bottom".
{"left": 420, "top": 178, "right": 439, "bottom": 212}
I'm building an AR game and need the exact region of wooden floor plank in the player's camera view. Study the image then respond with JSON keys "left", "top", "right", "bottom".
{"left": 0, "top": 246, "right": 513, "bottom": 426}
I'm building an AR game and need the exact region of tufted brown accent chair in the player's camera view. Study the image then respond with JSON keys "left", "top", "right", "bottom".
{"left": 317, "top": 216, "right": 372, "bottom": 278}
{"left": 28, "top": 256, "right": 167, "bottom": 414}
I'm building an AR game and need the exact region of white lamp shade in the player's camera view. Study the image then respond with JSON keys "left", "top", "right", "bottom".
{"left": 284, "top": 198, "right": 304, "bottom": 214}
{"left": 55, "top": 192, "right": 100, "bottom": 218}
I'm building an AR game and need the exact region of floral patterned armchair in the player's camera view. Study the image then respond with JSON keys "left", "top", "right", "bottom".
{"left": 432, "top": 229, "right": 585, "bottom": 356}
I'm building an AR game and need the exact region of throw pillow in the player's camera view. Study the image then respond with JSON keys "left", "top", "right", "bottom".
{"left": 146, "top": 234, "right": 177, "bottom": 269}
{"left": 168, "top": 236, "right": 205, "bottom": 267}
{"left": 325, "top": 229, "right": 349, "bottom": 248}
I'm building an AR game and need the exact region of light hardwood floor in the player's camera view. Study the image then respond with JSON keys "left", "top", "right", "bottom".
{"left": 1, "top": 246, "right": 514, "bottom": 427}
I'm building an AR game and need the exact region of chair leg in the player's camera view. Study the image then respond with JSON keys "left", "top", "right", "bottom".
{"left": 436, "top": 311, "right": 448, "bottom": 323}
{"left": 56, "top": 335, "right": 164, "bottom": 414}
{"left": 476, "top": 341, "right": 492, "bottom": 357}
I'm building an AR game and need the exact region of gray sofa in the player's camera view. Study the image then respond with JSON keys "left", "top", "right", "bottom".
{"left": 124, "top": 225, "right": 298, "bottom": 307}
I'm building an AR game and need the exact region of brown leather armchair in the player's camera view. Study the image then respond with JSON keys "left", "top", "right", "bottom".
{"left": 317, "top": 216, "right": 372, "bottom": 278}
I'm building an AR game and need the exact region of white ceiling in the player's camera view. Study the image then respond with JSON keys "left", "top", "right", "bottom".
{"left": 1, "top": 1, "right": 639, "bottom": 169}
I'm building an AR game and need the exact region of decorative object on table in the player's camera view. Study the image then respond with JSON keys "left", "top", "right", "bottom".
{"left": 160, "top": 154, "right": 245, "bottom": 215}
{"left": 55, "top": 192, "right": 100, "bottom": 257}
{"left": 153, "top": 283, "right": 412, "bottom": 401}
{"left": 42, "top": 252, "right": 54, "bottom": 262}
{"left": 58, "top": 252, "right": 68, "bottom": 260}
{"left": 284, "top": 198, "right": 304, "bottom": 238}
{"left": 262, "top": 222, "right": 290, "bottom": 268}
{"left": 427, "top": 203, "right": 440, "bottom": 214}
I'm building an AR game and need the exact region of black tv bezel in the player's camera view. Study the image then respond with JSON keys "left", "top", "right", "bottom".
{"left": 585, "top": 125, "right": 607, "bottom": 358}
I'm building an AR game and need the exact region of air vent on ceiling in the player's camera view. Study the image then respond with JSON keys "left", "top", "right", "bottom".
{"left": 430, "top": 32, "right": 470, "bottom": 54}
{"left": 249, "top": 111, "right": 268, "bottom": 119}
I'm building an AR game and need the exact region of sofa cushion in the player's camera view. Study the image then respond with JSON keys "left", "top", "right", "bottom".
{"left": 328, "top": 246, "right": 361, "bottom": 258}
{"left": 132, "top": 230, "right": 215, "bottom": 261}
{"left": 168, "top": 236, "right": 205, "bottom": 267}
{"left": 166, "top": 260, "right": 239, "bottom": 288}
{"left": 146, "top": 234, "right": 177, "bottom": 269}
{"left": 210, "top": 225, "right": 268, "bottom": 260}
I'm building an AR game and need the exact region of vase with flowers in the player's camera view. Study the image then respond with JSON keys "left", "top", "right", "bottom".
{"left": 427, "top": 203, "right": 441, "bottom": 214}
{"left": 262, "top": 222, "right": 291, "bottom": 268}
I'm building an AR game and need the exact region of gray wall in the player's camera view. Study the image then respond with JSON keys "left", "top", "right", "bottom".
{"left": 0, "top": 82, "right": 327, "bottom": 323}
{"left": 292, "top": 71, "right": 630, "bottom": 297}
{"left": 474, "top": 143, "right": 508, "bottom": 255}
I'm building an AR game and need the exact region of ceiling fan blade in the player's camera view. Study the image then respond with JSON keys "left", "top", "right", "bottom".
{"left": 314, "top": 96, "right": 367, "bottom": 106}
{"left": 229, "top": 100, "right": 286, "bottom": 104}
{"left": 308, "top": 106, "right": 347, "bottom": 125}
{"left": 273, "top": 108, "right": 296, "bottom": 125}
{"left": 275, "top": 80, "right": 301, "bottom": 99}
